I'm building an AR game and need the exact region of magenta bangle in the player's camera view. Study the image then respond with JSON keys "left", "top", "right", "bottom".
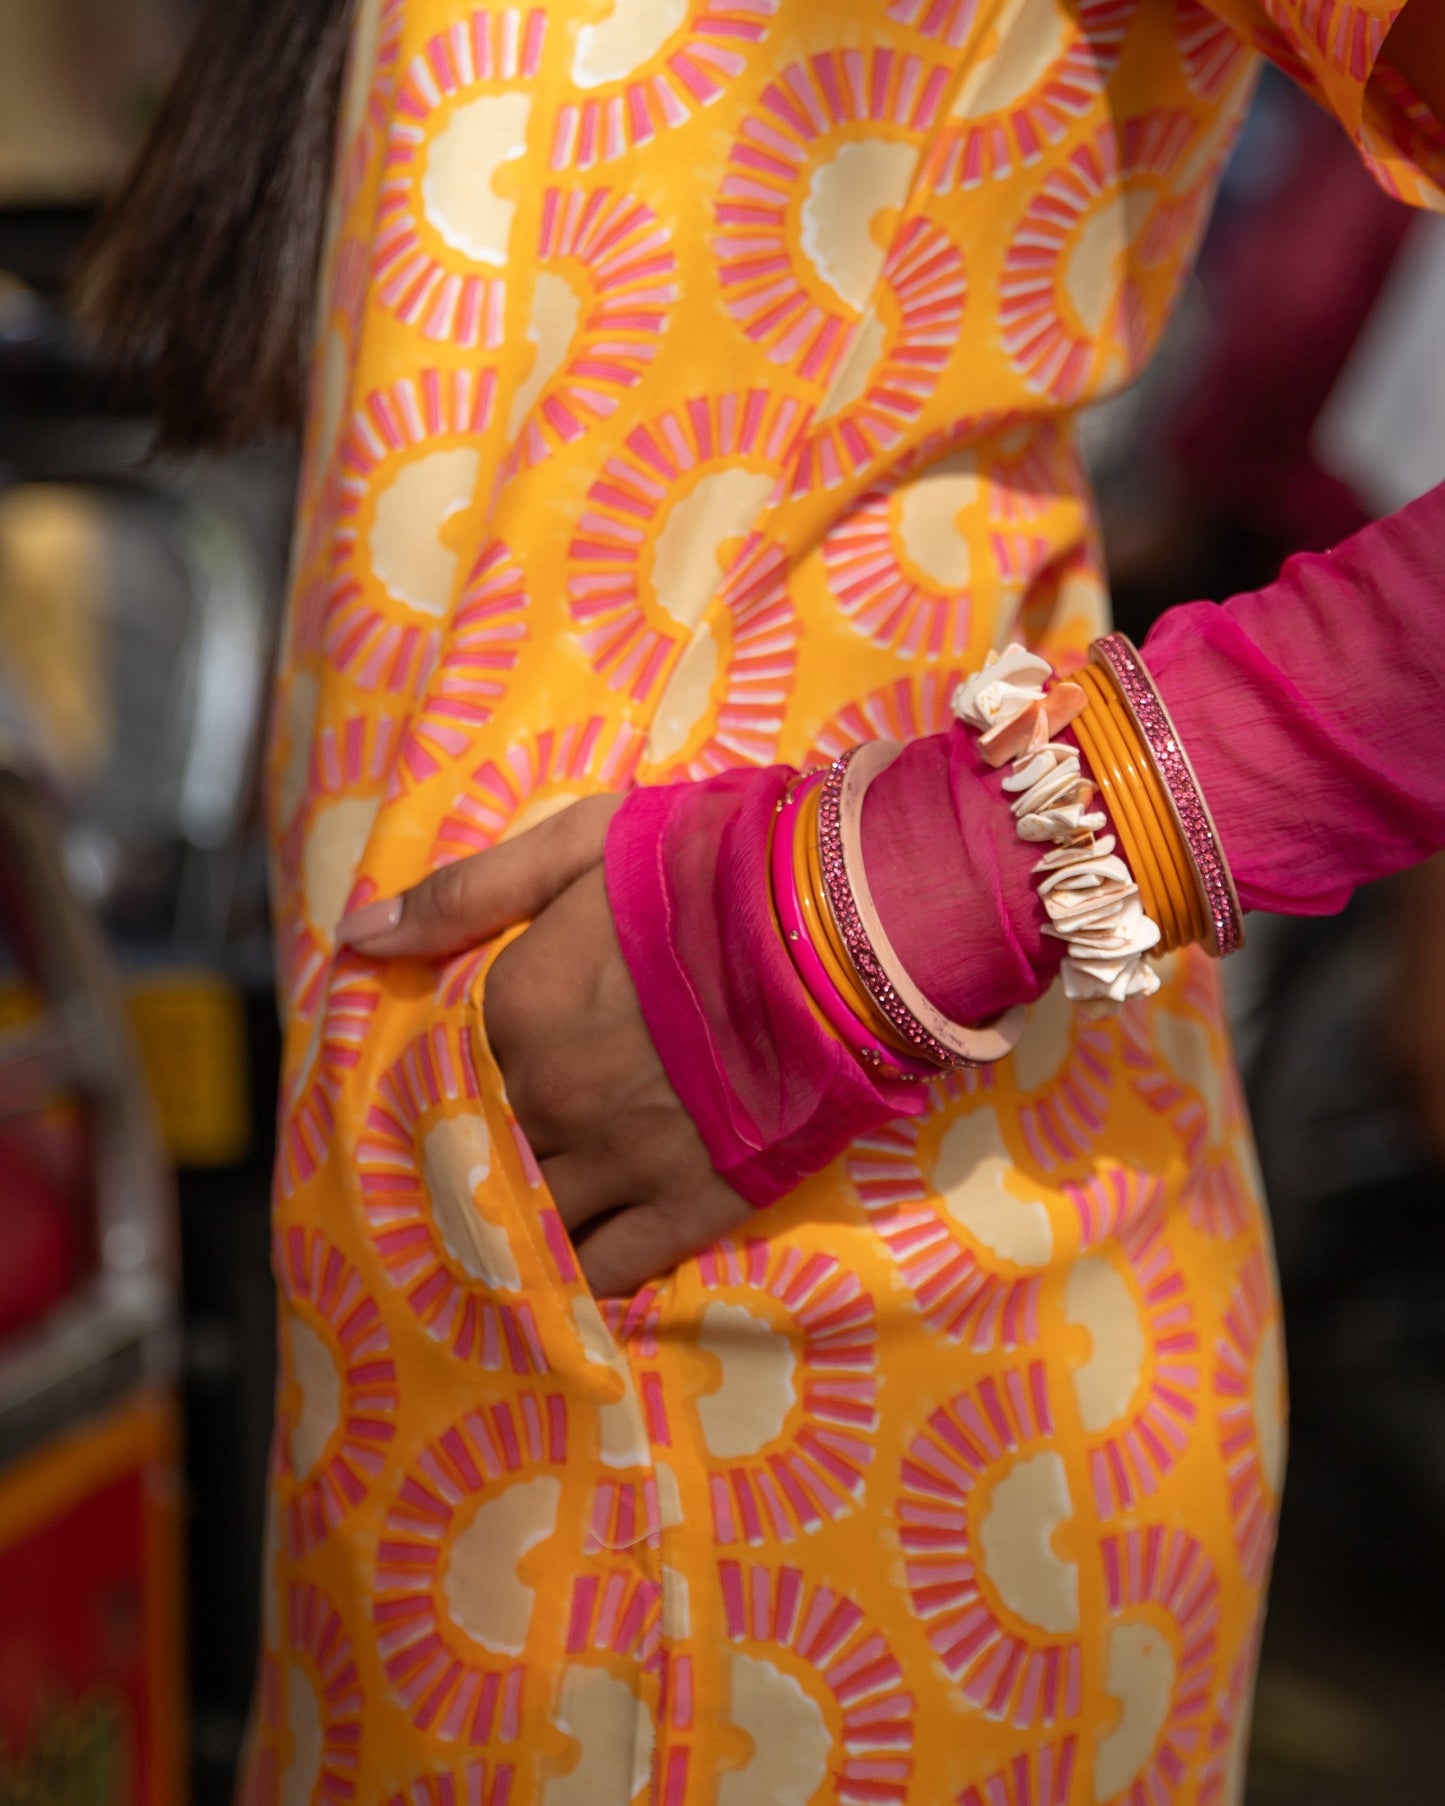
{"left": 770, "top": 774, "right": 934, "bottom": 1081}
{"left": 1090, "top": 633, "right": 1245, "bottom": 959}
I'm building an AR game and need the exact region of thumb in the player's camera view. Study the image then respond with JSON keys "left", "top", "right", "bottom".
{"left": 336, "top": 792, "right": 623, "bottom": 959}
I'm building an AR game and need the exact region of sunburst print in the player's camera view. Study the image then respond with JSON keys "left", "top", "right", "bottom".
{"left": 640, "top": 532, "right": 799, "bottom": 781}
{"left": 1062, "top": 1173, "right": 1201, "bottom": 1515}
{"left": 372, "top": 1390, "right": 569, "bottom": 1740}
{"left": 504, "top": 186, "right": 679, "bottom": 474}
{"left": 999, "top": 110, "right": 1204, "bottom": 406}
{"left": 356, "top": 1023, "right": 549, "bottom": 1372}
{"left": 899, "top": 1360, "right": 1084, "bottom": 1726}
{"left": 394, "top": 538, "right": 530, "bottom": 787}
{"left": 924, "top": 0, "right": 1136, "bottom": 191}
{"left": 327, "top": 371, "right": 498, "bottom": 694}
{"left": 430, "top": 716, "right": 646, "bottom": 867}
{"left": 274, "top": 1227, "right": 398, "bottom": 1559}
{"left": 847, "top": 1115, "right": 1044, "bottom": 1352}
{"left": 787, "top": 217, "right": 967, "bottom": 496}
{"left": 719, "top": 1561, "right": 914, "bottom": 1802}
{"left": 1214, "top": 1246, "right": 1286, "bottom": 1585}
{"left": 1096, "top": 1525, "right": 1221, "bottom": 1802}
{"left": 691, "top": 1237, "right": 879, "bottom": 1545}
{"left": 373, "top": 9, "right": 549, "bottom": 346}
{"left": 564, "top": 390, "right": 803, "bottom": 705}
{"left": 715, "top": 50, "right": 953, "bottom": 381}
{"left": 550, "top": 0, "right": 781, "bottom": 171}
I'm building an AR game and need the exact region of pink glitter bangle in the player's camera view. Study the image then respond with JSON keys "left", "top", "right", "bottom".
{"left": 769, "top": 773, "right": 934, "bottom": 1081}
{"left": 1090, "top": 633, "right": 1244, "bottom": 959}
{"left": 817, "top": 741, "right": 1027, "bottom": 1069}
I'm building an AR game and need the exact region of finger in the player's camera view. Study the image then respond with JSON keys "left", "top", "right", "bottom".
{"left": 336, "top": 793, "right": 623, "bottom": 956}
{"left": 576, "top": 1185, "right": 752, "bottom": 1299}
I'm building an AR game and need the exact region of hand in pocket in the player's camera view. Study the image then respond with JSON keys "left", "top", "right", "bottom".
{"left": 338, "top": 794, "right": 750, "bottom": 1297}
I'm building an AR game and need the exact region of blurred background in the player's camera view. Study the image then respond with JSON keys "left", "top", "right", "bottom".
{"left": 0, "top": 5, "right": 1441, "bottom": 1805}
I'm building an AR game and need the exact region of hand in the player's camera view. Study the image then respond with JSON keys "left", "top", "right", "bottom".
{"left": 337, "top": 796, "right": 751, "bottom": 1297}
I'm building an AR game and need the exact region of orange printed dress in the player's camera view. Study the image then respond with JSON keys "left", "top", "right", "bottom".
{"left": 253, "top": 3, "right": 1443, "bottom": 1803}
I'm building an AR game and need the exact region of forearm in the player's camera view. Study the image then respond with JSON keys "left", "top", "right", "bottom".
{"left": 607, "top": 480, "right": 1445, "bottom": 1203}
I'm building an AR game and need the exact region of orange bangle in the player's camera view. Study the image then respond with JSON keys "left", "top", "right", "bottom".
{"left": 1078, "top": 665, "right": 1207, "bottom": 947}
{"left": 1097, "top": 678, "right": 1208, "bottom": 946}
{"left": 1071, "top": 686, "right": 1184, "bottom": 950}
{"left": 793, "top": 781, "right": 917, "bottom": 1058}
{"left": 1077, "top": 676, "right": 1199, "bottom": 952}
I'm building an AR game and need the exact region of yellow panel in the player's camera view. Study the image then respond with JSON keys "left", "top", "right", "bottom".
{"left": 125, "top": 970, "right": 251, "bottom": 1167}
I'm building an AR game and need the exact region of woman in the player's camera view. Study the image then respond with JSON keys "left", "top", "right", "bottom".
{"left": 85, "top": 1, "right": 1444, "bottom": 1801}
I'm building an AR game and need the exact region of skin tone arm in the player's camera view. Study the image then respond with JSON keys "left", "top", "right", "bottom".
{"left": 338, "top": 798, "right": 751, "bottom": 1299}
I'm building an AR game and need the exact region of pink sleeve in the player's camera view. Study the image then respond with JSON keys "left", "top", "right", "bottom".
{"left": 606, "top": 478, "right": 1445, "bottom": 1207}
{"left": 1145, "top": 476, "right": 1445, "bottom": 915}
{"left": 603, "top": 732, "right": 1057, "bottom": 1209}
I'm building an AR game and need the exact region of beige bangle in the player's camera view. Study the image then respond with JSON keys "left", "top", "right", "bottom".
{"left": 818, "top": 737, "right": 1028, "bottom": 1069}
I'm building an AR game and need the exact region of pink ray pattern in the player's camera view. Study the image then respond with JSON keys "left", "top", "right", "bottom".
{"left": 373, "top": 1391, "right": 568, "bottom": 1741}
{"left": 787, "top": 218, "right": 968, "bottom": 496}
{"left": 645, "top": 532, "right": 799, "bottom": 781}
{"left": 956, "top": 1735, "right": 1079, "bottom": 1806}
{"left": 715, "top": 50, "right": 954, "bottom": 379}
{"left": 278, "top": 964, "right": 383, "bottom": 1200}
{"left": 900, "top": 1362, "right": 1083, "bottom": 1725}
{"left": 394, "top": 540, "right": 530, "bottom": 787}
{"left": 429, "top": 716, "right": 646, "bottom": 867}
{"left": 1000, "top": 110, "right": 1206, "bottom": 406}
{"left": 719, "top": 1561, "right": 915, "bottom": 1802}
{"left": 275, "top": 1226, "right": 398, "bottom": 1558}
{"left": 923, "top": 0, "right": 1136, "bottom": 191}
{"left": 1119, "top": 962, "right": 1254, "bottom": 1240}
{"left": 335, "top": 0, "right": 407, "bottom": 215}
{"left": 505, "top": 187, "right": 679, "bottom": 473}
{"left": 1100, "top": 1525, "right": 1223, "bottom": 1798}
{"left": 550, "top": 0, "right": 781, "bottom": 171}
{"left": 356, "top": 1023, "right": 550, "bottom": 1372}
{"left": 326, "top": 370, "right": 499, "bottom": 695}
{"left": 1066, "top": 1168, "right": 1202, "bottom": 1515}
{"left": 380, "top": 1761, "right": 517, "bottom": 1806}
{"left": 373, "top": 9, "right": 549, "bottom": 346}
{"left": 564, "top": 1570, "right": 664, "bottom": 1670}
{"left": 283, "top": 1583, "right": 365, "bottom": 1805}
{"left": 564, "top": 389, "right": 804, "bottom": 704}
{"left": 846, "top": 1119, "right": 1042, "bottom": 1351}
{"left": 694, "top": 1237, "right": 879, "bottom": 1544}
{"left": 888, "top": 0, "right": 981, "bottom": 50}
{"left": 1175, "top": 0, "right": 1252, "bottom": 100}
{"left": 1214, "top": 1246, "right": 1284, "bottom": 1585}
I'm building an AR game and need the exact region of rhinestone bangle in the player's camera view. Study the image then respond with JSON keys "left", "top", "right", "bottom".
{"left": 816, "top": 740, "right": 1027, "bottom": 1070}
{"left": 1090, "top": 632, "right": 1244, "bottom": 959}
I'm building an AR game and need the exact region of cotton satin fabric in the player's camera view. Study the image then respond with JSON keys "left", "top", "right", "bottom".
{"left": 257, "top": 2, "right": 1442, "bottom": 1803}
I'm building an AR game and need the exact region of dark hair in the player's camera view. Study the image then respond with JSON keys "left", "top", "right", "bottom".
{"left": 78, "top": 0, "right": 355, "bottom": 451}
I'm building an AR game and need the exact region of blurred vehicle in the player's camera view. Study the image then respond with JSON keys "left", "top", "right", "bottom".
{"left": 0, "top": 720, "right": 183, "bottom": 1806}
{"left": 0, "top": 263, "right": 293, "bottom": 1802}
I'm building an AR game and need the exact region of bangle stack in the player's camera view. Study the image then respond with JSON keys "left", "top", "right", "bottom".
{"left": 1088, "top": 633, "right": 1243, "bottom": 958}
{"left": 769, "top": 749, "right": 1027, "bottom": 1080}
{"left": 952, "top": 644, "right": 1165, "bottom": 1009}
{"left": 768, "top": 635, "right": 1242, "bottom": 1074}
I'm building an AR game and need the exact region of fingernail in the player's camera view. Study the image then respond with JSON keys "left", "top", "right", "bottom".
{"left": 336, "top": 895, "right": 403, "bottom": 947}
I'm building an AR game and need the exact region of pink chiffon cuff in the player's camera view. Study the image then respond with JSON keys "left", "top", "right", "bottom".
{"left": 606, "top": 479, "right": 1445, "bottom": 1209}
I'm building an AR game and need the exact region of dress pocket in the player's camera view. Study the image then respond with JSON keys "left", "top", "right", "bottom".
{"left": 454, "top": 942, "right": 630, "bottom": 1395}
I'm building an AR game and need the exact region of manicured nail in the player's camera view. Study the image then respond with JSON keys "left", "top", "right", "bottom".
{"left": 336, "top": 895, "right": 403, "bottom": 947}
